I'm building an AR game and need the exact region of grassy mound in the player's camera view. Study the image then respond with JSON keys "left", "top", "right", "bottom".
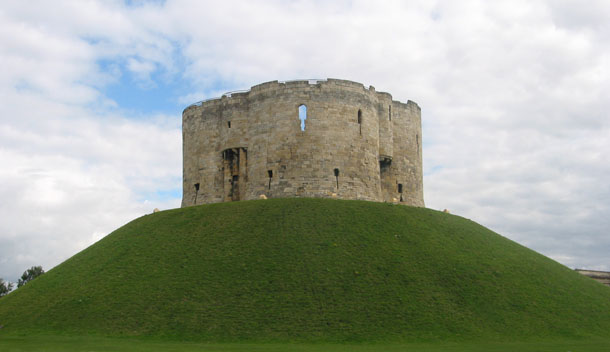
{"left": 1, "top": 198, "right": 610, "bottom": 342}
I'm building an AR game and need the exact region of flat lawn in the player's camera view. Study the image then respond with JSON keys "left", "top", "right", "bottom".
{"left": 1, "top": 336, "right": 610, "bottom": 352}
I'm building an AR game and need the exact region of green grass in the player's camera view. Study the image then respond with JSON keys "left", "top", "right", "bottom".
{"left": 2, "top": 335, "right": 610, "bottom": 352}
{"left": 1, "top": 198, "right": 610, "bottom": 343}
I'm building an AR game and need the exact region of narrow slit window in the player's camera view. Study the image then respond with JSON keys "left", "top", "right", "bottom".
{"left": 267, "top": 170, "right": 273, "bottom": 189}
{"left": 416, "top": 134, "right": 419, "bottom": 154}
{"left": 194, "top": 183, "right": 200, "bottom": 204}
{"left": 227, "top": 121, "right": 231, "bottom": 128}
{"left": 389, "top": 106, "right": 391, "bottom": 121}
{"left": 398, "top": 183, "right": 404, "bottom": 202}
{"left": 357, "top": 109, "right": 362, "bottom": 135}
{"left": 333, "top": 168, "right": 340, "bottom": 189}
{"left": 298, "top": 104, "right": 307, "bottom": 131}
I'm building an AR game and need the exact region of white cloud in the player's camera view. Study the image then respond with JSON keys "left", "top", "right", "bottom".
{"left": 1, "top": 0, "right": 610, "bottom": 282}
{"left": 0, "top": 1, "right": 181, "bottom": 282}
{"left": 0, "top": 109, "right": 181, "bottom": 281}
{"left": 126, "top": 58, "right": 157, "bottom": 87}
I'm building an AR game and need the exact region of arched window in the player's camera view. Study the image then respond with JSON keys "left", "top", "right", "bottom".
{"left": 298, "top": 104, "right": 307, "bottom": 131}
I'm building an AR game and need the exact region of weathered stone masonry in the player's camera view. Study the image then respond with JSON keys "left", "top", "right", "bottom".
{"left": 181, "top": 79, "right": 424, "bottom": 207}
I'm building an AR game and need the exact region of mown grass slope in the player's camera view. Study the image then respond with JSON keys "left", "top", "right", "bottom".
{"left": 1, "top": 198, "right": 609, "bottom": 342}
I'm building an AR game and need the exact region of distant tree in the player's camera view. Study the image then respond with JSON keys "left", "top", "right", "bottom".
{"left": 0, "top": 278, "right": 13, "bottom": 297}
{"left": 17, "top": 266, "right": 44, "bottom": 288}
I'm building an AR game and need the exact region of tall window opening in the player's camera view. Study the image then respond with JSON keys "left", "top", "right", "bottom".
{"left": 416, "top": 134, "right": 419, "bottom": 154}
{"left": 389, "top": 106, "right": 392, "bottom": 121}
{"left": 357, "top": 109, "right": 362, "bottom": 135}
{"left": 228, "top": 121, "right": 231, "bottom": 128}
{"left": 333, "top": 168, "right": 340, "bottom": 189}
{"left": 299, "top": 104, "right": 307, "bottom": 131}
{"left": 267, "top": 170, "right": 273, "bottom": 190}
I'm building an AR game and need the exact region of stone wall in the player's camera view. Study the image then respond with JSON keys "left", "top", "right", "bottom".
{"left": 181, "top": 79, "right": 424, "bottom": 207}
{"left": 575, "top": 269, "right": 610, "bottom": 287}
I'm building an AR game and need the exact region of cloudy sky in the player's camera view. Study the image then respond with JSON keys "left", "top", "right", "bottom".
{"left": 1, "top": 0, "right": 609, "bottom": 283}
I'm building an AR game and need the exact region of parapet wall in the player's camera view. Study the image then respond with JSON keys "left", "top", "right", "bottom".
{"left": 181, "top": 79, "right": 424, "bottom": 207}
{"left": 575, "top": 269, "right": 610, "bottom": 286}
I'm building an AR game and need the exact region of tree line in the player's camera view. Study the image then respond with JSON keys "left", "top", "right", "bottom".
{"left": 0, "top": 266, "right": 45, "bottom": 298}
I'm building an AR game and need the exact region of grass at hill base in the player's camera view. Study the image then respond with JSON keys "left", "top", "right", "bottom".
{"left": 1, "top": 198, "right": 610, "bottom": 343}
{"left": 1, "top": 335, "right": 610, "bottom": 352}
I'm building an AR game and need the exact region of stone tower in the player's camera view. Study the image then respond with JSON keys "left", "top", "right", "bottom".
{"left": 181, "top": 79, "right": 424, "bottom": 207}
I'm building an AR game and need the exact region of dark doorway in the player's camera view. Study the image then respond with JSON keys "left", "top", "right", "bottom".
{"left": 222, "top": 147, "right": 247, "bottom": 201}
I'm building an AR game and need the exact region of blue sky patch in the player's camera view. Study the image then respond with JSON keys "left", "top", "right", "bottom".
{"left": 140, "top": 188, "right": 182, "bottom": 203}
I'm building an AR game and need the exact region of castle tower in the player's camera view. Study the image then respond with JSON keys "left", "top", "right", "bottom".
{"left": 181, "top": 79, "right": 424, "bottom": 207}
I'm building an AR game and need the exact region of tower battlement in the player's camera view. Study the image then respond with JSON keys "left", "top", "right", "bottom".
{"left": 181, "top": 79, "right": 424, "bottom": 207}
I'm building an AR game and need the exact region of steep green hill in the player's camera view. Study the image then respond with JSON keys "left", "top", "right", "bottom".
{"left": 1, "top": 198, "right": 609, "bottom": 342}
